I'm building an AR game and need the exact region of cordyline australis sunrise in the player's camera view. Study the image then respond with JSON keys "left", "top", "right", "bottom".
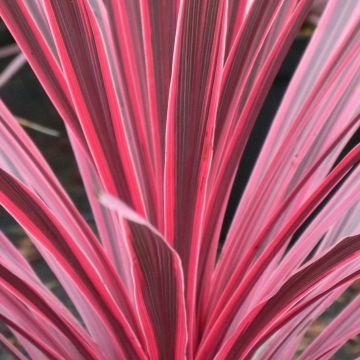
{"left": 0, "top": 0, "right": 359, "bottom": 359}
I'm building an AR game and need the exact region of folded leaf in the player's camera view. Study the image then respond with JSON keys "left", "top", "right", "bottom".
{"left": 101, "top": 194, "right": 187, "bottom": 360}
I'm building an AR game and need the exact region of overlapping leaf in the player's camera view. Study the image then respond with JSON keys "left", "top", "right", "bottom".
{"left": 101, "top": 194, "right": 187, "bottom": 360}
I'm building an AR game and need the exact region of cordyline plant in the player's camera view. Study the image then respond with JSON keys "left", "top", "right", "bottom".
{"left": 0, "top": 0, "right": 359, "bottom": 359}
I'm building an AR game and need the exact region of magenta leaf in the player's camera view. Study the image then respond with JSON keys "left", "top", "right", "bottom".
{"left": 101, "top": 194, "right": 187, "bottom": 359}
{"left": 216, "top": 234, "right": 360, "bottom": 359}
{"left": 0, "top": 0, "right": 359, "bottom": 358}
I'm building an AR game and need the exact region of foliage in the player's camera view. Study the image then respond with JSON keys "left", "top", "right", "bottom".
{"left": 0, "top": 0, "right": 359, "bottom": 359}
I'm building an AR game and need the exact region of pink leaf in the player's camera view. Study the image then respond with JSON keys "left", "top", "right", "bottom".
{"left": 197, "top": 144, "right": 360, "bottom": 358}
{"left": 100, "top": 194, "right": 187, "bottom": 359}
{"left": 197, "top": 0, "right": 313, "bottom": 318}
{"left": 43, "top": 0, "right": 152, "bottom": 219}
{"left": 208, "top": 0, "right": 360, "bottom": 319}
{"left": 164, "top": 0, "right": 227, "bottom": 352}
{"left": 0, "top": 170, "right": 146, "bottom": 359}
{"left": 298, "top": 294, "right": 360, "bottom": 360}
{"left": 0, "top": 333, "right": 27, "bottom": 360}
{"left": 216, "top": 234, "right": 360, "bottom": 359}
{"left": 0, "top": 0, "right": 88, "bottom": 151}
